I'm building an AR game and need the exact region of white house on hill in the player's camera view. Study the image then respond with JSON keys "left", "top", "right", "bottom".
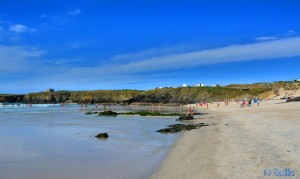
{"left": 195, "top": 83, "right": 205, "bottom": 87}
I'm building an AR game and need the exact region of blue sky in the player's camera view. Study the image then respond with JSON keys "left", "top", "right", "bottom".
{"left": 0, "top": 0, "right": 300, "bottom": 93}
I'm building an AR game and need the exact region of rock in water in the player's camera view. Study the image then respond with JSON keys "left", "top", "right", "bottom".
{"left": 156, "top": 123, "right": 209, "bottom": 133}
{"left": 98, "top": 111, "right": 117, "bottom": 116}
{"left": 95, "top": 133, "right": 109, "bottom": 139}
{"left": 176, "top": 114, "right": 194, "bottom": 121}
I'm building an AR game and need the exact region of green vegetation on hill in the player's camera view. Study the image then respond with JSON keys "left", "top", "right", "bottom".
{"left": 2, "top": 81, "right": 300, "bottom": 104}
{"left": 0, "top": 94, "right": 25, "bottom": 103}
{"left": 126, "top": 86, "right": 271, "bottom": 104}
{"left": 226, "top": 81, "right": 300, "bottom": 90}
{"left": 22, "top": 90, "right": 141, "bottom": 104}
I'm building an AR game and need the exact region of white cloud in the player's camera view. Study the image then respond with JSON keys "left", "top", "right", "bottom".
{"left": 286, "top": 30, "right": 297, "bottom": 36}
{"left": 40, "top": 14, "right": 48, "bottom": 18}
{"left": 46, "top": 36, "right": 300, "bottom": 83}
{"left": 9, "top": 24, "right": 35, "bottom": 33}
{"left": 101, "top": 36, "right": 300, "bottom": 73}
{"left": 68, "top": 9, "right": 81, "bottom": 16}
{"left": 255, "top": 36, "right": 278, "bottom": 41}
{"left": 0, "top": 46, "right": 44, "bottom": 74}
{"left": 110, "top": 44, "right": 198, "bottom": 63}
{"left": 3, "top": 36, "right": 300, "bottom": 92}
{"left": 255, "top": 30, "right": 297, "bottom": 42}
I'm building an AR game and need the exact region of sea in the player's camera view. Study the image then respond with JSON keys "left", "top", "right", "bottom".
{"left": 0, "top": 103, "right": 182, "bottom": 179}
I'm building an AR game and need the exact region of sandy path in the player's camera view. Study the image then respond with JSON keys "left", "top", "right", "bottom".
{"left": 152, "top": 101, "right": 300, "bottom": 178}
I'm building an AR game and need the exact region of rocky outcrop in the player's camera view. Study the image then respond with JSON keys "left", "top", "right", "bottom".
{"left": 5, "top": 81, "right": 299, "bottom": 104}
{"left": 0, "top": 95, "right": 24, "bottom": 103}
{"left": 286, "top": 96, "right": 300, "bottom": 102}
{"left": 97, "top": 111, "right": 118, "bottom": 117}
{"left": 118, "top": 111, "right": 183, "bottom": 116}
{"left": 156, "top": 123, "right": 209, "bottom": 133}
{"left": 176, "top": 114, "right": 194, "bottom": 121}
{"left": 88, "top": 111, "right": 185, "bottom": 117}
{"left": 95, "top": 133, "right": 109, "bottom": 139}
{"left": 22, "top": 90, "right": 140, "bottom": 104}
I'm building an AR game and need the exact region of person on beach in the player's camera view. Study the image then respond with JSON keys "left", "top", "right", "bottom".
{"left": 248, "top": 99, "right": 252, "bottom": 107}
{"left": 95, "top": 103, "right": 98, "bottom": 110}
{"left": 187, "top": 106, "right": 194, "bottom": 115}
{"left": 241, "top": 100, "right": 245, "bottom": 108}
{"left": 83, "top": 103, "right": 86, "bottom": 110}
{"left": 61, "top": 102, "right": 65, "bottom": 109}
{"left": 257, "top": 98, "right": 261, "bottom": 106}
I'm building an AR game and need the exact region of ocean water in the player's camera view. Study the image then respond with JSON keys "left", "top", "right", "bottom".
{"left": 0, "top": 104, "right": 181, "bottom": 179}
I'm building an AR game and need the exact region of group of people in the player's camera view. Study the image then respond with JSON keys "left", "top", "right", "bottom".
{"left": 238, "top": 98, "right": 261, "bottom": 108}
{"left": 1, "top": 102, "right": 30, "bottom": 107}
{"left": 216, "top": 100, "right": 229, "bottom": 107}
{"left": 195, "top": 102, "right": 209, "bottom": 109}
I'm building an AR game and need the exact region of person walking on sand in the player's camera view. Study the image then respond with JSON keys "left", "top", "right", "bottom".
{"left": 257, "top": 98, "right": 261, "bottom": 106}
{"left": 239, "top": 100, "right": 243, "bottom": 108}
{"left": 187, "top": 106, "right": 195, "bottom": 116}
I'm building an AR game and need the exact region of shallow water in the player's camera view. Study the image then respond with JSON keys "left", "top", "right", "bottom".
{"left": 0, "top": 104, "right": 180, "bottom": 179}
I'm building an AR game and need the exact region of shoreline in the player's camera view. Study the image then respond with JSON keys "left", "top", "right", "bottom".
{"left": 152, "top": 100, "right": 300, "bottom": 178}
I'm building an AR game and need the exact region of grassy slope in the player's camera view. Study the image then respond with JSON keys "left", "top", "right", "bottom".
{"left": 2, "top": 81, "right": 300, "bottom": 104}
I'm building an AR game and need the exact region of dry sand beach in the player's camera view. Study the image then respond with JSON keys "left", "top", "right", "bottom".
{"left": 152, "top": 100, "right": 300, "bottom": 178}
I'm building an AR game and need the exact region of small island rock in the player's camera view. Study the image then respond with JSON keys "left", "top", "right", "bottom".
{"left": 95, "top": 133, "right": 109, "bottom": 139}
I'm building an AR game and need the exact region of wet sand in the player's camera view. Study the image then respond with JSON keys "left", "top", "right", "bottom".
{"left": 152, "top": 100, "right": 300, "bottom": 178}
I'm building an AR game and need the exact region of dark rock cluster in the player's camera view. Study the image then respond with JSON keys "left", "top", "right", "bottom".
{"left": 156, "top": 123, "right": 209, "bottom": 133}
{"left": 176, "top": 114, "right": 194, "bottom": 121}
{"left": 97, "top": 111, "right": 118, "bottom": 117}
{"left": 95, "top": 133, "right": 109, "bottom": 139}
{"left": 286, "top": 96, "right": 300, "bottom": 102}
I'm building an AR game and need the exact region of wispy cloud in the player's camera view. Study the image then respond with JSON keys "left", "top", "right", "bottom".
{"left": 9, "top": 24, "right": 35, "bottom": 33}
{"left": 0, "top": 46, "right": 43, "bottom": 74}
{"left": 100, "top": 36, "right": 300, "bottom": 73}
{"left": 110, "top": 44, "right": 199, "bottom": 64}
{"left": 38, "top": 8, "right": 82, "bottom": 30}
{"left": 255, "top": 36, "right": 278, "bottom": 41}
{"left": 255, "top": 30, "right": 297, "bottom": 42}
{"left": 3, "top": 36, "right": 300, "bottom": 92}
{"left": 39, "top": 36, "right": 300, "bottom": 86}
{"left": 68, "top": 9, "right": 81, "bottom": 16}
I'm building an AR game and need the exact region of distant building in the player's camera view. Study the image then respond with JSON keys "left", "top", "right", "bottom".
{"left": 195, "top": 83, "right": 206, "bottom": 87}
{"left": 46, "top": 88, "right": 55, "bottom": 92}
{"left": 182, "top": 84, "right": 187, "bottom": 87}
